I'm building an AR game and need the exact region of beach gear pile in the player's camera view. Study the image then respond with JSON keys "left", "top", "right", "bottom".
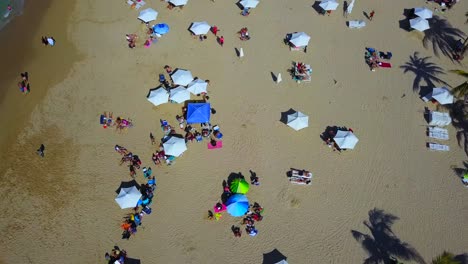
{"left": 365, "top": 47, "right": 393, "bottom": 72}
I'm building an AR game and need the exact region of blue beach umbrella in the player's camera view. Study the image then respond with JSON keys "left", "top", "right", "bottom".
{"left": 226, "top": 194, "right": 249, "bottom": 217}
{"left": 153, "top": 23, "right": 170, "bottom": 35}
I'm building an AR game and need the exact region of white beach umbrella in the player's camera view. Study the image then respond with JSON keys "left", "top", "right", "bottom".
{"left": 319, "top": 0, "right": 339, "bottom": 11}
{"left": 115, "top": 186, "right": 142, "bottom": 209}
{"left": 190, "top": 21, "right": 211, "bottom": 35}
{"left": 138, "top": 8, "right": 158, "bottom": 23}
{"left": 346, "top": 0, "right": 355, "bottom": 14}
{"left": 410, "top": 17, "right": 430, "bottom": 32}
{"left": 240, "top": 0, "right": 260, "bottom": 8}
{"left": 431, "top": 87, "right": 453, "bottom": 105}
{"left": 286, "top": 111, "right": 309, "bottom": 131}
{"left": 163, "top": 136, "right": 187, "bottom": 157}
{"left": 170, "top": 86, "right": 191, "bottom": 103}
{"left": 334, "top": 130, "right": 359, "bottom": 149}
{"left": 289, "top": 32, "right": 311, "bottom": 47}
{"left": 414, "top": 7, "right": 433, "bottom": 19}
{"left": 187, "top": 79, "right": 208, "bottom": 95}
{"left": 169, "top": 0, "right": 188, "bottom": 6}
{"left": 147, "top": 87, "right": 169, "bottom": 106}
{"left": 171, "top": 69, "right": 194, "bottom": 86}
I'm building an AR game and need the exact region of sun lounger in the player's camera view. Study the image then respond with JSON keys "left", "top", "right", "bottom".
{"left": 348, "top": 20, "right": 366, "bottom": 29}
{"left": 428, "top": 127, "right": 449, "bottom": 140}
{"left": 291, "top": 169, "right": 313, "bottom": 179}
{"left": 428, "top": 142, "right": 450, "bottom": 151}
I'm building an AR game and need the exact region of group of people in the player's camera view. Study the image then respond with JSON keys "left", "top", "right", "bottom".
{"left": 104, "top": 246, "right": 127, "bottom": 264}
{"left": 238, "top": 27, "right": 250, "bottom": 41}
{"left": 288, "top": 169, "right": 312, "bottom": 185}
{"left": 115, "top": 145, "right": 142, "bottom": 177}
{"left": 41, "top": 36, "right": 56, "bottom": 46}
{"left": 365, "top": 47, "right": 393, "bottom": 72}
{"left": 100, "top": 112, "right": 134, "bottom": 131}
{"left": 17, "top": 71, "right": 30, "bottom": 94}
{"left": 233, "top": 202, "right": 264, "bottom": 237}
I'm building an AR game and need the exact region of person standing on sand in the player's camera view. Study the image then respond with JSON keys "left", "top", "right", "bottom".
{"left": 218, "top": 36, "right": 224, "bottom": 46}
{"left": 369, "top": 10, "right": 375, "bottom": 21}
{"left": 37, "top": 144, "right": 45, "bottom": 157}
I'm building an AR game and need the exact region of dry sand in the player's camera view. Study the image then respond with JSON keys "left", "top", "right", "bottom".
{"left": 0, "top": 0, "right": 467, "bottom": 263}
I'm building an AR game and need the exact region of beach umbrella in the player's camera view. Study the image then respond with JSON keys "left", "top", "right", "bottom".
{"left": 319, "top": 0, "right": 339, "bottom": 11}
{"left": 115, "top": 181, "right": 142, "bottom": 209}
{"left": 346, "top": 0, "right": 355, "bottom": 14}
{"left": 187, "top": 79, "right": 208, "bottom": 95}
{"left": 153, "top": 23, "right": 170, "bottom": 35}
{"left": 431, "top": 87, "right": 453, "bottom": 105}
{"left": 334, "top": 130, "right": 359, "bottom": 149}
{"left": 226, "top": 194, "right": 249, "bottom": 217}
{"left": 286, "top": 111, "right": 309, "bottom": 131}
{"left": 169, "top": 0, "right": 188, "bottom": 6}
{"left": 230, "top": 178, "right": 250, "bottom": 194}
{"left": 163, "top": 136, "right": 187, "bottom": 157}
{"left": 289, "top": 32, "right": 310, "bottom": 48}
{"left": 169, "top": 86, "right": 191, "bottom": 103}
{"left": 186, "top": 103, "right": 211, "bottom": 123}
{"left": 414, "top": 7, "right": 433, "bottom": 19}
{"left": 171, "top": 69, "right": 194, "bottom": 86}
{"left": 262, "top": 249, "right": 288, "bottom": 264}
{"left": 240, "top": 0, "right": 259, "bottom": 9}
{"left": 189, "top": 21, "right": 211, "bottom": 35}
{"left": 147, "top": 87, "right": 169, "bottom": 106}
{"left": 138, "top": 8, "right": 158, "bottom": 23}
{"left": 410, "top": 17, "right": 430, "bottom": 32}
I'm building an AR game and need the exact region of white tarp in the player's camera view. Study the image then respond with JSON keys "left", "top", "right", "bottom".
{"left": 169, "top": 86, "right": 191, "bottom": 103}
{"left": 147, "top": 87, "right": 169, "bottom": 106}
{"left": 410, "top": 17, "right": 430, "bottom": 32}
{"left": 334, "top": 130, "right": 359, "bottom": 149}
{"left": 115, "top": 186, "right": 142, "bottom": 209}
{"left": 286, "top": 111, "right": 309, "bottom": 131}
{"left": 428, "top": 111, "right": 452, "bottom": 126}
{"left": 138, "top": 8, "right": 158, "bottom": 23}
{"left": 289, "top": 32, "right": 310, "bottom": 47}
{"left": 187, "top": 79, "right": 208, "bottom": 95}
{"left": 163, "top": 136, "right": 187, "bottom": 157}
{"left": 171, "top": 69, "right": 194, "bottom": 86}
{"left": 190, "top": 21, "right": 211, "bottom": 35}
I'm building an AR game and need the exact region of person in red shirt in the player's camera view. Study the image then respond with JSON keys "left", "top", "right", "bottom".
{"left": 218, "top": 36, "right": 224, "bottom": 46}
{"left": 211, "top": 26, "right": 219, "bottom": 36}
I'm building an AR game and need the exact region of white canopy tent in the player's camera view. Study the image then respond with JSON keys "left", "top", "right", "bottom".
{"left": 171, "top": 69, "right": 194, "bottom": 86}
{"left": 410, "top": 17, "right": 430, "bottom": 32}
{"left": 334, "top": 130, "right": 359, "bottom": 149}
{"left": 414, "top": 7, "right": 433, "bottom": 19}
{"left": 319, "top": 0, "right": 339, "bottom": 11}
{"left": 428, "top": 111, "right": 452, "bottom": 126}
{"left": 147, "top": 87, "right": 169, "bottom": 106}
{"left": 240, "top": 0, "right": 260, "bottom": 8}
{"left": 169, "top": 86, "right": 191, "bottom": 103}
{"left": 190, "top": 21, "right": 211, "bottom": 35}
{"left": 163, "top": 136, "right": 187, "bottom": 157}
{"left": 289, "top": 32, "right": 310, "bottom": 48}
{"left": 286, "top": 111, "right": 309, "bottom": 131}
{"left": 187, "top": 79, "right": 208, "bottom": 95}
{"left": 138, "top": 8, "right": 158, "bottom": 23}
{"left": 115, "top": 186, "right": 142, "bottom": 209}
{"left": 169, "top": 0, "right": 188, "bottom": 6}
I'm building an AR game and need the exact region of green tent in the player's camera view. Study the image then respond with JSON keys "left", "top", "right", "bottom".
{"left": 230, "top": 178, "right": 250, "bottom": 194}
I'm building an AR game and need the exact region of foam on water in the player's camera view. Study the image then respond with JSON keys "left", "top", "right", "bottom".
{"left": 0, "top": 0, "right": 25, "bottom": 31}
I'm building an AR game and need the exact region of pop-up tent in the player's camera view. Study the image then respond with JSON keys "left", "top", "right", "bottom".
{"left": 186, "top": 103, "right": 211, "bottom": 124}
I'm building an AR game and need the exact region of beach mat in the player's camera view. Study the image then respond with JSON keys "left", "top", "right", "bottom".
{"left": 379, "top": 62, "right": 392, "bottom": 68}
{"left": 208, "top": 140, "right": 223, "bottom": 149}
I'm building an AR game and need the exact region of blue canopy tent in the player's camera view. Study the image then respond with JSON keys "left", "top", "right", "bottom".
{"left": 186, "top": 103, "right": 211, "bottom": 124}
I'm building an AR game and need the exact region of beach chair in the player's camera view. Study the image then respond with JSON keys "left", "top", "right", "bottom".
{"left": 428, "top": 127, "right": 449, "bottom": 140}
{"left": 427, "top": 142, "right": 450, "bottom": 151}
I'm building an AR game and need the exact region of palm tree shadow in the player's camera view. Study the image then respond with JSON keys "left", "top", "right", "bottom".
{"left": 423, "top": 16, "right": 466, "bottom": 61}
{"left": 351, "top": 208, "right": 426, "bottom": 264}
{"left": 400, "top": 52, "right": 449, "bottom": 92}
{"left": 449, "top": 100, "right": 468, "bottom": 155}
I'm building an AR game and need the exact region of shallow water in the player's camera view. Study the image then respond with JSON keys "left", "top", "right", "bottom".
{"left": 0, "top": 0, "right": 24, "bottom": 31}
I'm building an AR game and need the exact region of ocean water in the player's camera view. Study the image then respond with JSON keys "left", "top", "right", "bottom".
{"left": 0, "top": 0, "right": 24, "bottom": 31}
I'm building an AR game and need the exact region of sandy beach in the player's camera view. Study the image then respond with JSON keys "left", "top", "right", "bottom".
{"left": 0, "top": 0, "right": 467, "bottom": 263}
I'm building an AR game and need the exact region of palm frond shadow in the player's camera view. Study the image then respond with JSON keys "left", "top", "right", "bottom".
{"left": 400, "top": 52, "right": 448, "bottom": 92}
{"left": 449, "top": 100, "right": 468, "bottom": 155}
{"left": 351, "top": 208, "right": 426, "bottom": 264}
{"left": 423, "top": 16, "right": 466, "bottom": 61}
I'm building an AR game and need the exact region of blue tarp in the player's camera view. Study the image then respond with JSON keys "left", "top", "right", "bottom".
{"left": 186, "top": 103, "right": 211, "bottom": 124}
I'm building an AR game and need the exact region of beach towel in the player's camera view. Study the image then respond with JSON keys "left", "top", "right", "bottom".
{"left": 100, "top": 115, "right": 106, "bottom": 124}
{"left": 378, "top": 62, "right": 392, "bottom": 68}
{"left": 208, "top": 140, "right": 223, "bottom": 149}
{"left": 214, "top": 203, "right": 227, "bottom": 213}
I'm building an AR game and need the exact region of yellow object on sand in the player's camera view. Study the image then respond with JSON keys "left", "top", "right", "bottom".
{"left": 215, "top": 213, "right": 222, "bottom": 221}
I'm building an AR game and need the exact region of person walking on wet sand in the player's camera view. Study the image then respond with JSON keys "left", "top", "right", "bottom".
{"left": 369, "top": 10, "right": 375, "bottom": 21}
{"left": 218, "top": 36, "right": 224, "bottom": 46}
{"left": 37, "top": 144, "right": 45, "bottom": 157}
{"left": 150, "top": 132, "right": 156, "bottom": 145}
